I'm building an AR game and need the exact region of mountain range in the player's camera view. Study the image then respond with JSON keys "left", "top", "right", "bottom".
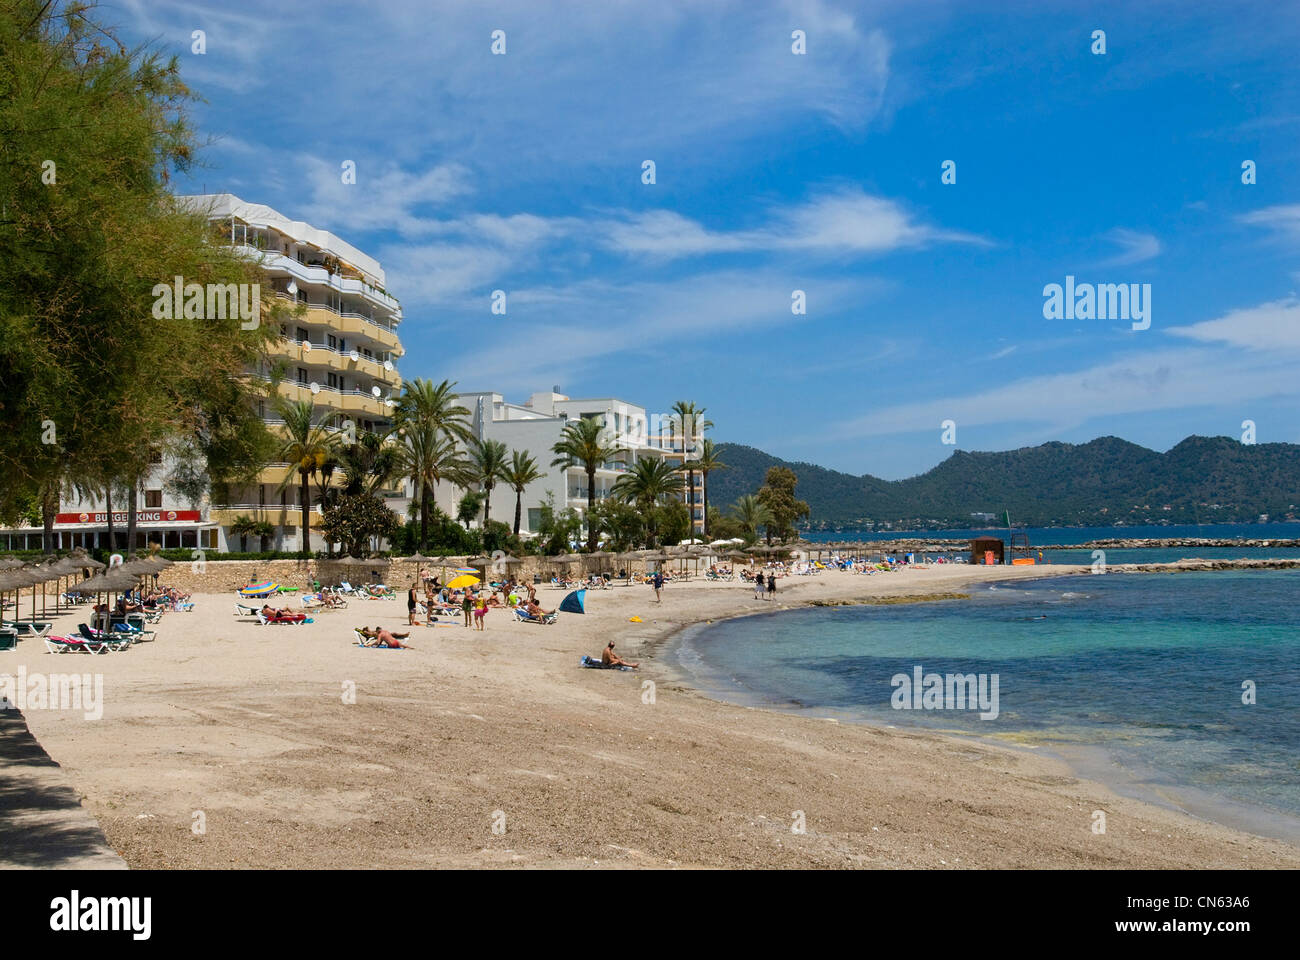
{"left": 707, "top": 436, "right": 1300, "bottom": 528}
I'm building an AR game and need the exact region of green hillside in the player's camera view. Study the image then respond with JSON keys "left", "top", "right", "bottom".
{"left": 708, "top": 437, "right": 1300, "bottom": 528}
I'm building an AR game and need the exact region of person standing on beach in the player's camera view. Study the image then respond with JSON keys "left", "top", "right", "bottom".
{"left": 473, "top": 596, "right": 488, "bottom": 631}
{"left": 766, "top": 572, "right": 776, "bottom": 600}
{"left": 462, "top": 591, "right": 473, "bottom": 627}
{"left": 652, "top": 569, "right": 664, "bottom": 603}
{"left": 754, "top": 569, "right": 765, "bottom": 600}
{"left": 407, "top": 582, "right": 420, "bottom": 626}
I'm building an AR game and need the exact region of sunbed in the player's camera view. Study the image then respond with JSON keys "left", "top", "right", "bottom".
{"left": 234, "top": 602, "right": 261, "bottom": 618}
{"left": 256, "top": 611, "right": 311, "bottom": 625}
{"left": 513, "top": 607, "right": 558, "bottom": 625}
{"left": 46, "top": 634, "right": 111, "bottom": 654}
{"left": 78, "top": 623, "right": 133, "bottom": 650}
{"left": 0, "top": 628, "right": 17, "bottom": 652}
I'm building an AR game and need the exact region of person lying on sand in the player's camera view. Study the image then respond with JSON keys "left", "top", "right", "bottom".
{"left": 601, "top": 641, "right": 638, "bottom": 669}
{"left": 261, "top": 604, "right": 295, "bottom": 619}
{"left": 358, "top": 626, "right": 411, "bottom": 648}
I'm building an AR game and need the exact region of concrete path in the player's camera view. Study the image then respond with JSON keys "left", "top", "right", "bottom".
{"left": 0, "top": 710, "right": 126, "bottom": 869}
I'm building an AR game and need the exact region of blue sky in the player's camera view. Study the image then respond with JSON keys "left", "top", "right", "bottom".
{"left": 117, "top": 0, "right": 1300, "bottom": 479}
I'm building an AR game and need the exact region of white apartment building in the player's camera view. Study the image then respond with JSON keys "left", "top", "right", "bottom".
{"left": 434, "top": 390, "right": 705, "bottom": 537}
{"left": 0, "top": 194, "right": 406, "bottom": 553}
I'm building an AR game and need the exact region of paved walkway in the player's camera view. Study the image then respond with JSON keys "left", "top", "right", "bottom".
{"left": 0, "top": 710, "right": 126, "bottom": 869}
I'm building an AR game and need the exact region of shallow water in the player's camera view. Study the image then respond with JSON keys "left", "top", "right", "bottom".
{"left": 669, "top": 570, "right": 1300, "bottom": 840}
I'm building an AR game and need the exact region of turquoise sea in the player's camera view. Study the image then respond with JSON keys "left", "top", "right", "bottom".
{"left": 668, "top": 570, "right": 1300, "bottom": 841}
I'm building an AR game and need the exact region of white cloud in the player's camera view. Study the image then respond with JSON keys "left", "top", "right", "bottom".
{"left": 1239, "top": 204, "right": 1300, "bottom": 245}
{"left": 1166, "top": 297, "right": 1300, "bottom": 350}
{"left": 1097, "top": 228, "right": 1161, "bottom": 267}
{"left": 600, "top": 188, "right": 985, "bottom": 259}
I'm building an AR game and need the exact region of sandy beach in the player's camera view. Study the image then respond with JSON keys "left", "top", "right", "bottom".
{"left": 8, "top": 562, "right": 1300, "bottom": 869}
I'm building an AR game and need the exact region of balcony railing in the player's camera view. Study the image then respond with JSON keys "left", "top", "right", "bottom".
{"left": 274, "top": 336, "right": 397, "bottom": 372}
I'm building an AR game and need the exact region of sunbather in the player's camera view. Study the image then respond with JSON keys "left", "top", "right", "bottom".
{"left": 261, "top": 604, "right": 294, "bottom": 619}
{"left": 601, "top": 641, "right": 638, "bottom": 669}
{"left": 520, "top": 600, "right": 555, "bottom": 618}
{"left": 358, "top": 626, "right": 410, "bottom": 648}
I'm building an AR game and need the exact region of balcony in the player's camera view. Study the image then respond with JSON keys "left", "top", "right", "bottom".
{"left": 270, "top": 293, "right": 402, "bottom": 351}
{"left": 252, "top": 251, "right": 402, "bottom": 315}
{"left": 268, "top": 336, "right": 401, "bottom": 387}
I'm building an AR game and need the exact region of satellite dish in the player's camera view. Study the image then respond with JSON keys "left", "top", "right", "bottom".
{"left": 309, "top": 382, "right": 320, "bottom": 395}
{"left": 301, "top": 340, "right": 312, "bottom": 352}
{"left": 286, "top": 281, "right": 298, "bottom": 296}
{"left": 371, "top": 385, "right": 382, "bottom": 398}
{"left": 349, "top": 349, "right": 360, "bottom": 362}
{"left": 385, "top": 399, "right": 394, "bottom": 408}
{"left": 383, "top": 360, "right": 393, "bottom": 371}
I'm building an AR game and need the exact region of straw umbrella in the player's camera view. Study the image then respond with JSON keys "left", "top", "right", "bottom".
{"left": 0, "top": 572, "right": 26, "bottom": 621}
{"left": 77, "top": 567, "right": 145, "bottom": 631}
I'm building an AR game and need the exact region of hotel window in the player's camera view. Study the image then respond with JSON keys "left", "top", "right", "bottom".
{"left": 144, "top": 490, "right": 162, "bottom": 508}
{"left": 328, "top": 335, "right": 338, "bottom": 351}
{"left": 327, "top": 373, "right": 339, "bottom": 389}
{"left": 297, "top": 368, "right": 308, "bottom": 385}
{"left": 296, "top": 327, "right": 308, "bottom": 342}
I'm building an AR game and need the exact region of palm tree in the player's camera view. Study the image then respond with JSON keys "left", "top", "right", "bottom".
{"left": 272, "top": 397, "right": 339, "bottom": 553}
{"left": 670, "top": 400, "right": 712, "bottom": 541}
{"left": 468, "top": 437, "right": 510, "bottom": 527}
{"left": 551, "top": 417, "right": 623, "bottom": 551}
{"left": 730, "top": 494, "right": 774, "bottom": 543}
{"left": 612, "top": 456, "right": 683, "bottom": 547}
{"left": 396, "top": 423, "right": 469, "bottom": 550}
{"left": 691, "top": 438, "right": 727, "bottom": 537}
{"left": 393, "top": 379, "right": 472, "bottom": 546}
{"left": 502, "top": 449, "right": 544, "bottom": 536}
{"left": 230, "top": 514, "right": 258, "bottom": 552}
{"left": 337, "top": 430, "right": 400, "bottom": 496}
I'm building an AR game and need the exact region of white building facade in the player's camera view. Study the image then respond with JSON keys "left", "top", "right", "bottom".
{"left": 434, "top": 390, "right": 704, "bottom": 537}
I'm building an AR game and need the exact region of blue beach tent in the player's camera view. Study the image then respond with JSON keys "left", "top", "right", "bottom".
{"left": 559, "top": 589, "right": 586, "bottom": 614}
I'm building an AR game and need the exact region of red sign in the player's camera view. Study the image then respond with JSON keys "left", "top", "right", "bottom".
{"left": 55, "top": 511, "right": 202, "bottom": 525}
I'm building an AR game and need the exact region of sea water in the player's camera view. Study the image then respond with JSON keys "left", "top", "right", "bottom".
{"left": 668, "top": 570, "right": 1300, "bottom": 841}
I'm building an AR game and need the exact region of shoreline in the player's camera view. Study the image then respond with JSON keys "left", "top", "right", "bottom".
{"left": 654, "top": 577, "right": 1300, "bottom": 847}
{"left": 9, "top": 561, "right": 1300, "bottom": 869}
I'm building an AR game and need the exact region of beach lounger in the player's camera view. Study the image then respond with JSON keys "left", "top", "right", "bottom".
{"left": 7, "top": 621, "right": 52, "bottom": 638}
{"left": 234, "top": 602, "right": 261, "bottom": 618}
{"left": 352, "top": 628, "right": 406, "bottom": 648}
{"left": 48, "top": 634, "right": 113, "bottom": 654}
{"left": 256, "top": 611, "right": 311, "bottom": 625}
{"left": 0, "top": 628, "right": 17, "bottom": 652}
{"left": 301, "top": 595, "right": 325, "bottom": 610}
{"left": 513, "top": 607, "right": 558, "bottom": 625}
{"left": 78, "top": 623, "right": 133, "bottom": 650}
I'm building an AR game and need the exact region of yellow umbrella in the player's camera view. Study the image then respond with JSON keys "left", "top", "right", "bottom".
{"left": 446, "top": 574, "right": 480, "bottom": 589}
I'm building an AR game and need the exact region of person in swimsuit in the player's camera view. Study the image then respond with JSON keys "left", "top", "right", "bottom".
{"left": 601, "top": 641, "right": 638, "bottom": 668}
{"left": 407, "top": 582, "right": 420, "bottom": 626}
{"left": 462, "top": 591, "right": 474, "bottom": 627}
{"left": 767, "top": 572, "right": 776, "bottom": 599}
{"left": 473, "top": 596, "right": 488, "bottom": 630}
{"left": 359, "top": 626, "right": 410, "bottom": 648}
